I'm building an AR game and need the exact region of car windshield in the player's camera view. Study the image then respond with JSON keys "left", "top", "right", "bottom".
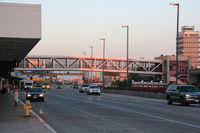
{"left": 25, "top": 83, "right": 32, "bottom": 86}
{"left": 82, "top": 85, "right": 89, "bottom": 87}
{"left": 90, "top": 86, "right": 99, "bottom": 89}
{"left": 180, "top": 86, "right": 199, "bottom": 92}
{"left": 43, "top": 83, "right": 49, "bottom": 85}
{"left": 34, "top": 83, "right": 42, "bottom": 86}
{"left": 28, "top": 88, "right": 43, "bottom": 92}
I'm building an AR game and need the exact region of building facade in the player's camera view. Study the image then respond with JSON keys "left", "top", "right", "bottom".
{"left": 155, "top": 55, "right": 190, "bottom": 85}
{"left": 178, "top": 26, "right": 199, "bottom": 69}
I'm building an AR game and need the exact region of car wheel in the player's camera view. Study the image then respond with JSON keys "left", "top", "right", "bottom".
{"left": 87, "top": 92, "right": 90, "bottom": 95}
{"left": 41, "top": 98, "right": 44, "bottom": 102}
{"left": 167, "top": 96, "right": 172, "bottom": 105}
{"left": 186, "top": 103, "right": 190, "bottom": 106}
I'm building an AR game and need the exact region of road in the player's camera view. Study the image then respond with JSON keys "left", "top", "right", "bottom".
{"left": 19, "top": 85, "right": 200, "bottom": 133}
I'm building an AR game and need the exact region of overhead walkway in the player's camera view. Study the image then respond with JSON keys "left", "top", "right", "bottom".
{"left": 15, "top": 55, "right": 163, "bottom": 75}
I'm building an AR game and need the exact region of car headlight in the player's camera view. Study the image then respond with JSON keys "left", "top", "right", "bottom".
{"left": 39, "top": 93, "right": 44, "bottom": 97}
{"left": 186, "top": 94, "right": 190, "bottom": 97}
{"left": 27, "top": 94, "right": 31, "bottom": 97}
{"left": 185, "top": 94, "right": 191, "bottom": 99}
{"left": 89, "top": 89, "right": 92, "bottom": 92}
{"left": 42, "top": 85, "right": 45, "bottom": 88}
{"left": 47, "top": 85, "right": 50, "bottom": 88}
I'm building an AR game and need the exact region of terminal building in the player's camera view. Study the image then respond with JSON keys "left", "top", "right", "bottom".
{"left": 178, "top": 26, "right": 199, "bottom": 69}
{"left": 0, "top": 2, "right": 41, "bottom": 90}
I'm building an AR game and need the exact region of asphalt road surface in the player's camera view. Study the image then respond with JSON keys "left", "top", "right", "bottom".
{"left": 19, "top": 85, "right": 200, "bottom": 133}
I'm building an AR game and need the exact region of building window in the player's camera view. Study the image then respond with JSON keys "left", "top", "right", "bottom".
{"left": 170, "top": 65, "right": 173, "bottom": 71}
{"left": 180, "top": 66, "right": 185, "bottom": 74}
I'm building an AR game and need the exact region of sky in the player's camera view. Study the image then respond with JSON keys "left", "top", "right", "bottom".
{"left": 1, "top": 0, "right": 200, "bottom": 59}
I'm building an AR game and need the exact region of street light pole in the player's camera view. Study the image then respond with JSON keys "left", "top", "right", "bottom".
{"left": 88, "top": 46, "right": 93, "bottom": 83}
{"left": 100, "top": 38, "right": 105, "bottom": 89}
{"left": 82, "top": 52, "right": 86, "bottom": 82}
{"left": 121, "top": 25, "right": 129, "bottom": 89}
{"left": 170, "top": 3, "right": 179, "bottom": 85}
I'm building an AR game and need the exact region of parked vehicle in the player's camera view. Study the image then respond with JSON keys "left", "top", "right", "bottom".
{"left": 166, "top": 85, "right": 200, "bottom": 106}
{"left": 87, "top": 85, "right": 101, "bottom": 95}
{"left": 79, "top": 84, "right": 89, "bottom": 93}
{"left": 26, "top": 87, "right": 45, "bottom": 102}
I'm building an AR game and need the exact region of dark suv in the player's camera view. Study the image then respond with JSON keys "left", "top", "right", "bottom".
{"left": 26, "top": 87, "right": 45, "bottom": 102}
{"left": 166, "top": 85, "right": 200, "bottom": 106}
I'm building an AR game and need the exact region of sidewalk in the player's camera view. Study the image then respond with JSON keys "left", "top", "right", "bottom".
{"left": 0, "top": 93, "right": 52, "bottom": 133}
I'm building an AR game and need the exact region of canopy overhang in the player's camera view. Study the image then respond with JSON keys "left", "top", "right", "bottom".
{"left": 0, "top": 2, "right": 41, "bottom": 78}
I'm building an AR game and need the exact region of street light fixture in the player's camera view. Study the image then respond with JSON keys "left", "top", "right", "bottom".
{"left": 99, "top": 38, "right": 105, "bottom": 89}
{"left": 170, "top": 3, "right": 179, "bottom": 85}
{"left": 88, "top": 45, "right": 93, "bottom": 83}
{"left": 121, "top": 25, "right": 129, "bottom": 89}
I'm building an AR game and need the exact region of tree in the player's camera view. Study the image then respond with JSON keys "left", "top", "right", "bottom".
{"left": 129, "top": 74, "right": 141, "bottom": 81}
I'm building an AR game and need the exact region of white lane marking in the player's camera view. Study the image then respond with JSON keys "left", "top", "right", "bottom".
{"left": 49, "top": 93, "right": 200, "bottom": 129}
{"left": 95, "top": 102, "right": 200, "bottom": 129}
{"left": 18, "top": 99, "right": 57, "bottom": 133}
{"left": 52, "top": 90, "right": 173, "bottom": 113}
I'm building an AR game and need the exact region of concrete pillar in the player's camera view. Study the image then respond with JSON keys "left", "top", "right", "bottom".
{"left": 166, "top": 59, "right": 170, "bottom": 84}
{"left": 161, "top": 61, "right": 164, "bottom": 82}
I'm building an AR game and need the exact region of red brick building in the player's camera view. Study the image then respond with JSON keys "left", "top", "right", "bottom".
{"left": 155, "top": 55, "right": 190, "bottom": 85}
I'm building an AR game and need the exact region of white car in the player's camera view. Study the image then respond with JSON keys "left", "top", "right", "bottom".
{"left": 79, "top": 84, "right": 89, "bottom": 93}
{"left": 87, "top": 85, "right": 101, "bottom": 95}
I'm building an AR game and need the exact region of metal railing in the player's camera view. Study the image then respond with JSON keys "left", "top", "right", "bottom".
{"left": 14, "top": 55, "right": 164, "bottom": 75}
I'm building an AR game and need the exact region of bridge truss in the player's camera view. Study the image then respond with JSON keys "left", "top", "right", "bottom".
{"left": 14, "top": 55, "right": 163, "bottom": 75}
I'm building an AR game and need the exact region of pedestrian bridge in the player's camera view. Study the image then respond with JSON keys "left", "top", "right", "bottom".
{"left": 14, "top": 55, "right": 163, "bottom": 75}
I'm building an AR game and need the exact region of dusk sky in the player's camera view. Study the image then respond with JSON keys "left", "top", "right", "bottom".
{"left": 1, "top": 0, "right": 200, "bottom": 59}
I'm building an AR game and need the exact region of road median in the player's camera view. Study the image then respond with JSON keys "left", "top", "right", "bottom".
{"left": 102, "top": 87, "right": 166, "bottom": 99}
